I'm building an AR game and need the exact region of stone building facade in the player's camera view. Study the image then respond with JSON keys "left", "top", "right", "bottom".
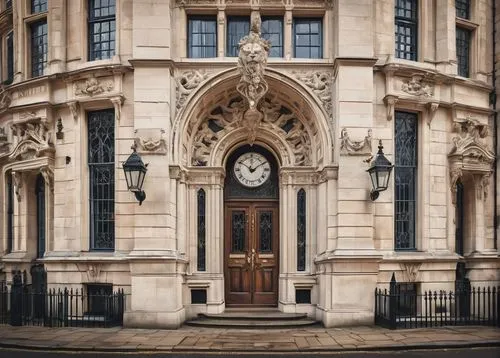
{"left": 0, "top": 0, "right": 498, "bottom": 329}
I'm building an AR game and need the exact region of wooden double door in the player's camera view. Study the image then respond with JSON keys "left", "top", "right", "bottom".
{"left": 224, "top": 201, "right": 279, "bottom": 306}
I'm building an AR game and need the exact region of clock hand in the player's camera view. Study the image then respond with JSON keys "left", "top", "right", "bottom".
{"left": 249, "top": 161, "right": 267, "bottom": 173}
{"left": 238, "top": 161, "right": 252, "bottom": 171}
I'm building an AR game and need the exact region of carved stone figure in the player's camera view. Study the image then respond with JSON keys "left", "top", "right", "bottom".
{"left": 401, "top": 75, "right": 434, "bottom": 97}
{"left": 237, "top": 12, "right": 270, "bottom": 111}
{"left": 9, "top": 119, "right": 54, "bottom": 160}
{"left": 340, "top": 128, "right": 372, "bottom": 155}
{"left": 176, "top": 70, "right": 209, "bottom": 114}
{"left": 192, "top": 122, "right": 219, "bottom": 166}
{"left": 75, "top": 76, "right": 113, "bottom": 96}
{"left": 294, "top": 72, "right": 333, "bottom": 116}
{"left": 135, "top": 129, "right": 167, "bottom": 154}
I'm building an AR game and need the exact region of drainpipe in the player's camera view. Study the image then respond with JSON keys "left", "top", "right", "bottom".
{"left": 493, "top": 0, "right": 498, "bottom": 250}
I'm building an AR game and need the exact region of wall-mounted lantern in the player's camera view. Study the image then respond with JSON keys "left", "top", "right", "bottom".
{"left": 367, "top": 140, "right": 393, "bottom": 201}
{"left": 122, "top": 147, "right": 148, "bottom": 205}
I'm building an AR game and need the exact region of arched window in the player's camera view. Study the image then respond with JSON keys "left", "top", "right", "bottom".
{"left": 35, "top": 174, "right": 46, "bottom": 258}
{"left": 297, "top": 189, "right": 306, "bottom": 271}
{"left": 197, "top": 189, "right": 206, "bottom": 271}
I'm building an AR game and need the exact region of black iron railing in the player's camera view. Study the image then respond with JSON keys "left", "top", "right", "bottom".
{"left": 375, "top": 274, "right": 500, "bottom": 329}
{"left": 0, "top": 275, "right": 125, "bottom": 328}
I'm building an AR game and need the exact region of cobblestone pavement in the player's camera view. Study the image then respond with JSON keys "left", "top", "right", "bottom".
{"left": 0, "top": 325, "right": 498, "bottom": 352}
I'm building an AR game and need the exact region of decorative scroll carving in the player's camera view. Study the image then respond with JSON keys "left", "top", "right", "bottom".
{"left": 74, "top": 76, "right": 113, "bottom": 96}
{"left": 67, "top": 101, "right": 79, "bottom": 120}
{"left": 340, "top": 128, "right": 372, "bottom": 155}
{"left": 191, "top": 96, "right": 312, "bottom": 166}
{"left": 293, "top": 71, "right": 332, "bottom": 116}
{"left": 39, "top": 166, "right": 54, "bottom": 192}
{"left": 12, "top": 171, "right": 23, "bottom": 202}
{"left": 426, "top": 102, "right": 439, "bottom": 126}
{"left": 176, "top": 70, "right": 209, "bottom": 115}
{"left": 0, "top": 85, "right": 11, "bottom": 113}
{"left": 383, "top": 95, "right": 398, "bottom": 121}
{"left": 399, "top": 262, "right": 421, "bottom": 283}
{"left": 134, "top": 129, "right": 167, "bottom": 155}
{"left": 401, "top": 75, "right": 433, "bottom": 97}
{"left": 110, "top": 96, "right": 124, "bottom": 121}
{"left": 237, "top": 12, "right": 270, "bottom": 143}
{"left": 448, "top": 116, "right": 495, "bottom": 203}
{"left": 9, "top": 119, "right": 53, "bottom": 160}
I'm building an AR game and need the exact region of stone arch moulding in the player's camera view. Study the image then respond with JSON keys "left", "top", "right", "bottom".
{"left": 171, "top": 68, "right": 333, "bottom": 169}
{"left": 448, "top": 116, "right": 495, "bottom": 204}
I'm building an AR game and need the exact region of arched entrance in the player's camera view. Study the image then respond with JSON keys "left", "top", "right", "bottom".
{"left": 224, "top": 144, "right": 279, "bottom": 306}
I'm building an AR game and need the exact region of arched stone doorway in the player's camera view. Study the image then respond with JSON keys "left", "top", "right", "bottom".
{"left": 224, "top": 144, "right": 279, "bottom": 306}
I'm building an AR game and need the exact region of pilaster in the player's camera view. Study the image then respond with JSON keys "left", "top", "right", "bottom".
{"left": 47, "top": 0, "right": 67, "bottom": 74}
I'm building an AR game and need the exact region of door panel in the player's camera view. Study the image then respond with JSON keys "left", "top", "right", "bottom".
{"left": 225, "top": 202, "right": 279, "bottom": 306}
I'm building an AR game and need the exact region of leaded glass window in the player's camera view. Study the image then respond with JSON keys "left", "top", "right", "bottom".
{"left": 36, "top": 174, "right": 46, "bottom": 259}
{"left": 227, "top": 17, "right": 249, "bottom": 57}
{"left": 395, "top": 111, "right": 417, "bottom": 250}
{"left": 7, "top": 172, "right": 13, "bottom": 253}
{"left": 456, "top": 27, "right": 470, "bottom": 77}
{"left": 6, "top": 31, "right": 13, "bottom": 83}
{"left": 30, "top": 20, "right": 47, "bottom": 77}
{"left": 31, "top": 0, "right": 47, "bottom": 13}
{"left": 188, "top": 16, "right": 217, "bottom": 58}
{"left": 88, "top": 0, "right": 116, "bottom": 61}
{"left": 262, "top": 17, "right": 283, "bottom": 58}
{"left": 455, "top": 0, "right": 470, "bottom": 19}
{"left": 297, "top": 189, "right": 306, "bottom": 271}
{"left": 88, "top": 110, "right": 115, "bottom": 250}
{"left": 259, "top": 211, "right": 272, "bottom": 252}
{"left": 197, "top": 189, "right": 206, "bottom": 271}
{"left": 293, "top": 18, "right": 322, "bottom": 59}
{"left": 231, "top": 211, "right": 246, "bottom": 252}
{"left": 395, "top": 0, "right": 418, "bottom": 61}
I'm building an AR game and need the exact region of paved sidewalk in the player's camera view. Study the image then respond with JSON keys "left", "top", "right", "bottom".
{"left": 0, "top": 325, "right": 498, "bottom": 352}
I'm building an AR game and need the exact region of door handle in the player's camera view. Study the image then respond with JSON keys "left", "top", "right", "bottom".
{"left": 251, "top": 248, "right": 256, "bottom": 271}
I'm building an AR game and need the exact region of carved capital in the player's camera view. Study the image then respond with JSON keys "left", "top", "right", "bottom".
{"left": 39, "top": 166, "right": 54, "bottom": 192}
{"left": 426, "top": 102, "right": 439, "bottom": 126}
{"left": 67, "top": 101, "right": 79, "bottom": 121}
{"left": 110, "top": 96, "right": 124, "bottom": 121}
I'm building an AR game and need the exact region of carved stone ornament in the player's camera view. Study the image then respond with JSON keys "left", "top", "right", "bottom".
{"left": 67, "top": 101, "right": 79, "bottom": 120}
{"left": 401, "top": 75, "right": 434, "bottom": 97}
{"left": 87, "top": 264, "right": 102, "bottom": 281}
{"left": 0, "top": 85, "right": 11, "bottom": 113}
{"left": 39, "top": 166, "right": 54, "bottom": 192}
{"left": 293, "top": 71, "right": 333, "bottom": 117}
{"left": 134, "top": 129, "right": 167, "bottom": 155}
{"left": 74, "top": 76, "right": 113, "bottom": 97}
{"left": 191, "top": 96, "right": 312, "bottom": 166}
{"left": 8, "top": 118, "right": 54, "bottom": 160}
{"left": 448, "top": 116, "right": 495, "bottom": 203}
{"left": 399, "top": 262, "right": 421, "bottom": 283}
{"left": 340, "top": 128, "right": 372, "bottom": 156}
{"left": 176, "top": 70, "right": 209, "bottom": 116}
{"left": 110, "top": 96, "right": 124, "bottom": 121}
{"left": 236, "top": 12, "right": 271, "bottom": 143}
{"left": 426, "top": 102, "right": 439, "bottom": 126}
{"left": 383, "top": 95, "right": 398, "bottom": 121}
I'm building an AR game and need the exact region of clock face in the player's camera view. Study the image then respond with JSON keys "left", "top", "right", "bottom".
{"left": 233, "top": 152, "right": 271, "bottom": 188}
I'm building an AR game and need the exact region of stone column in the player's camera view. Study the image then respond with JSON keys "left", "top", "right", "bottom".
{"left": 47, "top": 0, "right": 67, "bottom": 74}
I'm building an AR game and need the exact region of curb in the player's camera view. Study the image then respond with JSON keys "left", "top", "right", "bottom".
{"left": 0, "top": 340, "right": 499, "bottom": 353}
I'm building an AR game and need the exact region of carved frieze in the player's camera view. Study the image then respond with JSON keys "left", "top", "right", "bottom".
{"left": 9, "top": 118, "right": 54, "bottom": 160}
{"left": 401, "top": 75, "right": 434, "bottom": 97}
{"left": 175, "top": 70, "right": 210, "bottom": 116}
{"left": 134, "top": 129, "right": 167, "bottom": 155}
{"left": 191, "top": 96, "right": 312, "bottom": 166}
{"left": 293, "top": 71, "right": 333, "bottom": 117}
{"left": 340, "top": 128, "right": 372, "bottom": 156}
{"left": 74, "top": 76, "right": 114, "bottom": 97}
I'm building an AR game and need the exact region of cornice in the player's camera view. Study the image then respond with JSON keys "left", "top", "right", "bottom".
{"left": 334, "top": 57, "right": 378, "bottom": 68}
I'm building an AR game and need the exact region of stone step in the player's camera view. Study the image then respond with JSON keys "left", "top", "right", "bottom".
{"left": 199, "top": 311, "right": 308, "bottom": 321}
{"left": 184, "top": 318, "right": 319, "bottom": 329}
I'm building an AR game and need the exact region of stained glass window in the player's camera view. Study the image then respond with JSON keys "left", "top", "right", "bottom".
{"left": 88, "top": 110, "right": 115, "bottom": 250}
{"left": 395, "top": 0, "right": 418, "bottom": 61}
{"left": 395, "top": 111, "right": 417, "bottom": 250}
{"left": 197, "top": 189, "right": 206, "bottom": 271}
{"left": 297, "top": 189, "right": 306, "bottom": 271}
